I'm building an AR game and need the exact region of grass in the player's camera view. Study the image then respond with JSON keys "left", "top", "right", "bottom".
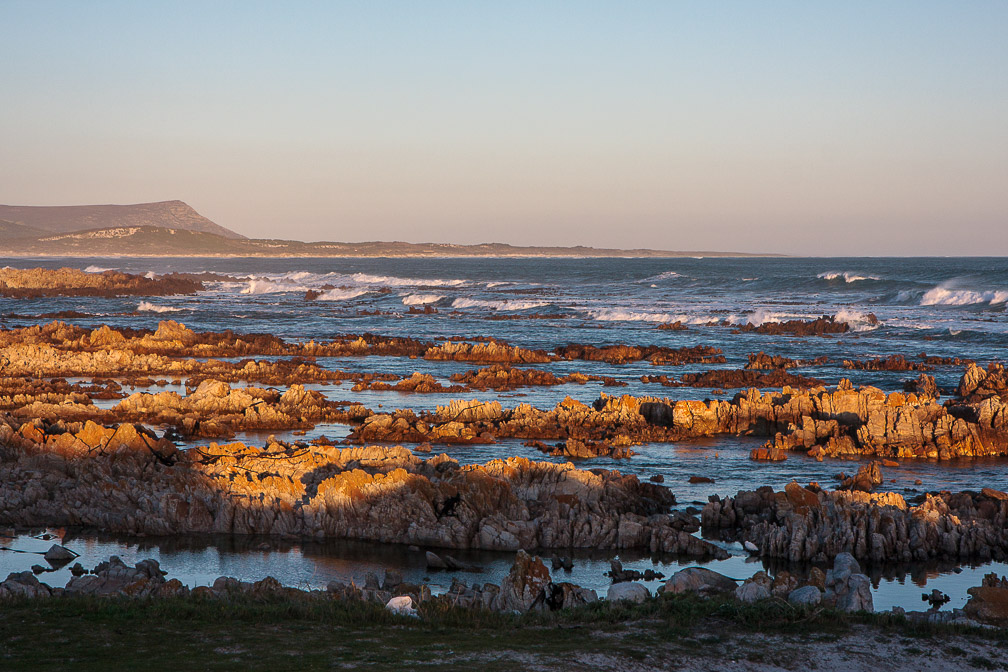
{"left": 0, "top": 593, "right": 1004, "bottom": 671}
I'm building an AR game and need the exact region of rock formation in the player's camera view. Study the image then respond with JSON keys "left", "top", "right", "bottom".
{"left": 0, "top": 267, "right": 203, "bottom": 298}
{"left": 0, "top": 419, "right": 726, "bottom": 558}
{"left": 702, "top": 482, "right": 1008, "bottom": 563}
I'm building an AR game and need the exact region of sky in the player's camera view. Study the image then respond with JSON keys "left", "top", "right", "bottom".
{"left": 1, "top": 1, "right": 1006, "bottom": 255}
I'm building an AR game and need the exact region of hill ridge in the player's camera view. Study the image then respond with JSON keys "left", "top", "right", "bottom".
{"left": 0, "top": 201, "right": 244, "bottom": 240}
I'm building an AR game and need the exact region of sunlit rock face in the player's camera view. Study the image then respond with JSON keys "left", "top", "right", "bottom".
{"left": 0, "top": 418, "right": 725, "bottom": 558}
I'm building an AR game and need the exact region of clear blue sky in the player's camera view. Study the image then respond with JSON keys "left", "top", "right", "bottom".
{"left": 2, "top": 1, "right": 1006, "bottom": 254}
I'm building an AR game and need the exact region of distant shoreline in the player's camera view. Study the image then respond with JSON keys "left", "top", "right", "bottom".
{"left": 0, "top": 251, "right": 780, "bottom": 259}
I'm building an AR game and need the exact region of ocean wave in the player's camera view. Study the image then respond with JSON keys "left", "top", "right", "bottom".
{"left": 834, "top": 308, "right": 881, "bottom": 331}
{"left": 402, "top": 293, "right": 444, "bottom": 305}
{"left": 84, "top": 265, "right": 114, "bottom": 273}
{"left": 817, "top": 271, "right": 881, "bottom": 283}
{"left": 920, "top": 283, "right": 1008, "bottom": 306}
{"left": 728, "top": 308, "right": 791, "bottom": 327}
{"left": 587, "top": 309, "right": 706, "bottom": 323}
{"left": 638, "top": 271, "right": 682, "bottom": 283}
{"left": 451, "top": 298, "right": 549, "bottom": 311}
{"left": 318, "top": 288, "right": 370, "bottom": 301}
{"left": 137, "top": 301, "right": 181, "bottom": 313}
{"left": 240, "top": 278, "right": 307, "bottom": 295}
{"left": 349, "top": 272, "right": 467, "bottom": 288}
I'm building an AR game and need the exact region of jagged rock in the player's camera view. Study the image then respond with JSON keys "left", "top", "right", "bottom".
{"left": 702, "top": 485, "right": 1008, "bottom": 564}
{"left": 606, "top": 582, "right": 650, "bottom": 603}
{"left": 963, "top": 573, "right": 1008, "bottom": 625}
{"left": 64, "top": 556, "right": 167, "bottom": 597}
{"left": 497, "top": 551, "right": 552, "bottom": 612}
{"left": 838, "top": 461, "right": 883, "bottom": 493}
{"left": 904, "top": 374, "right": 939, "bottom": 399}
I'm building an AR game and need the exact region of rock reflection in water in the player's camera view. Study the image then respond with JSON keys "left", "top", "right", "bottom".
{"left": 2, "top": 528, "right": 1006, "bottom": 613}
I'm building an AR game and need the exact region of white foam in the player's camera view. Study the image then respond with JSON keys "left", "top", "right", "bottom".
{"left": 921, "top": 283, "right": 1008, "bottom": 306}
{"left": 451, "top": 298, "right": 549, "bottom": 311}
{"left": 84, "top": 265, "right": 114, "bottom": 273}
{"left": 834, "top": 308, "right": 880, "bottom": 332}
{"left": 818, "top": 271, "right": 881, "bottom": 283}
{"left": 587, "top": 308, "right": 711, "bottom": 323}
{"left": 318, "top": 288, "right": 369, "bottom": 301}
{"left": 144, "top": 271, "right": 157, "bottom": 280}
{"left": 137, "top": 301, "right": 181, "bottom": 313}
{"left": 402, "top": 293, "right": 444, "bottom": 305}
{"left": 349, "top": 272, "right": 466, "bottom": 287}
{"left": 240, "top": 278, "right": 306, "bottom": 295}
{"left": 638, "top": 271, "right": 682, "bottom": 283}
{"left": 731, "top": 308, "right": 788, "bottom": 327}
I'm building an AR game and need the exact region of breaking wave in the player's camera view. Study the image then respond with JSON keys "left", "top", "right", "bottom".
{"left": 817, "top": 271, "right": 881, "bottom": 283}
{"left": 834, "top": 308, "right": 881, "bottom": 331}
{"left": 137, "top": 301, "right": 182, "bottom": 313}
{"left": 318, "top": 288, "right": 370, "bottom": 301}
{"left": 348, "top": 273, "right": 467, "bottom": 288}
{"left": 240, "top": 278, "right": 306, "bottom": 295}
{"left": 451, "top": 298, "right": 549, "bottom": 311}
{"left": 84, "top": 265, "right": 114, "bottom": 273}
{"left": 587, "top": 309, "right": 705, "bottom": 323}
{"left": 920, "top": 283, "right": 1008, "bottom": 306}
{"left": 402, "top": 294, "right": 444, "bottom": 305}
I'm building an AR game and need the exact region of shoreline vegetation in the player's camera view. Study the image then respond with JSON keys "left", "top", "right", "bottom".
{"left": 3, "top": 589, "right": 1005, "bottom": 671}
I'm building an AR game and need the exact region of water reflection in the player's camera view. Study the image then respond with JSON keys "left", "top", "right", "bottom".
{"left": 2, "top": 528, "right": 1004, "bottom": 613}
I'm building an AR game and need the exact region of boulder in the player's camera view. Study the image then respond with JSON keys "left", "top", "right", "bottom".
{"left": 662, "top": 567, "right": 737, "bottom": 595}
{"left": 606, "top": 582, "right": 650, "bottom": 603}
{"left": 0, "top": 571, "right": 52, "bottom": 599}
{"left": 788, "top": 585, "right": 822, "bottom": 606}
{"left": 43, "top": 544, "right": 77, "bottom": 566}
{"left": 735, "top": 582, "right": 771, "bottom": 603}
{"left": 425, "top": 551, "right": 447, "bottom": 570}
{"left": 834, "top": 574, "right": 873, "bottom": 613}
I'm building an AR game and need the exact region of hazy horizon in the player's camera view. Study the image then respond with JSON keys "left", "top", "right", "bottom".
{"left": 2, "top": 2, "right": 1006, "bottom": 256}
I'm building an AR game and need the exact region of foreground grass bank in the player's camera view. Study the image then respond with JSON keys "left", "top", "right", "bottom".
{"left": 1, "top": 594, "right": 1006, "bottom": 671}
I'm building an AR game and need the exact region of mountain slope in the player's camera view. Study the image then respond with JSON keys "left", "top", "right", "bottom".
{"left": 0, "top": 201, "right": 244, "bottom": 239}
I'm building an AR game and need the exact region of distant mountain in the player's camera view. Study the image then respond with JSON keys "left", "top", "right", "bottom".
{"left": 0, "top": 201, "right": 244, "bottom": 240}
{"left": 0, "top": 225, "right": 771, "bottom": 258}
